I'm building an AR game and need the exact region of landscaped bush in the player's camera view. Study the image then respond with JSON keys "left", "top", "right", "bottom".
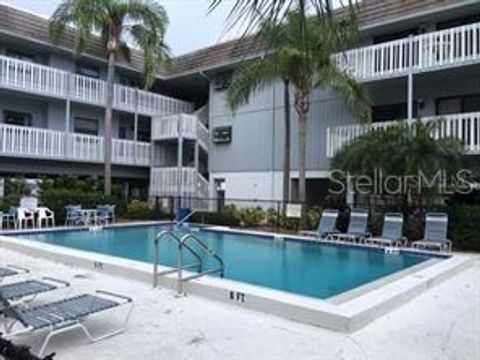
{"left": 237, "top": 207, "right": 264, "bottom": 227}
{"left": 191, "top": 210, "right": 241, "bottom": 227}
{"left": 124, "top": 200, "right": 156, "bottom": 220}
{"left": 0, "top": 178, "right": 32, "bottom": 212}
{"left": 305, "top": 206, "right": 322, "bottom": 230}
{"left": 39, "top": 176, "right": 127, "bottom": 222}
{"left": 449, "top": 204, "right": 480, "bottom": 251}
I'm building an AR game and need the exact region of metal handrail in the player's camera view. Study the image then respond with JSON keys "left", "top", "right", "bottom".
{"left": 177, "top": 233, "right": 224, "bottom": 293}
{"left": 153, "top": 230, "right": 202, "bottom": 287}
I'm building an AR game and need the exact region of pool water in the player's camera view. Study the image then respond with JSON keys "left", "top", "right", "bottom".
{"left": 18, "top": 225, "right": 433, "bottom": 299}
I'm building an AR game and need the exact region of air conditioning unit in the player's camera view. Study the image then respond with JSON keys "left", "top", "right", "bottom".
{"left": 212, "top": 126, "right": 232, "bottom": 144}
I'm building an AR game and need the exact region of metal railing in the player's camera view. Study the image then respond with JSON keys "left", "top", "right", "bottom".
{"left": 334, "top": 21, "right": 480, "bottom": 81}
{"left": 326, "top": 112, "right": 480, "bottom": 157}
{"left": 152, "top": 230, "right": 224, "bottom": 293}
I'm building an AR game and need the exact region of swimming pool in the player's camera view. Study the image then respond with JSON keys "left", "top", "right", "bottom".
{"left": 15, "top": 224, "right": 437, "bottom": 300}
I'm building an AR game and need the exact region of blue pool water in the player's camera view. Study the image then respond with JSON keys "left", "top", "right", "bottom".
{"left": 17, "top": 225, "right": 434, "bottom": 299}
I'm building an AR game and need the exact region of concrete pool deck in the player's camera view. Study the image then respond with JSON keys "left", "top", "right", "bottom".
{"left": 0, "top": 247, "right": 478, "bottom": 359}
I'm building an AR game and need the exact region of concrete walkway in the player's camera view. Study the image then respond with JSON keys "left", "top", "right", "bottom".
{"left": 0, "top": 249, "right": 478, "bottom": 360}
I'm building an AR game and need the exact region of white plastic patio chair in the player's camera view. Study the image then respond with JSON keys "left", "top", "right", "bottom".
{"left": 36, "top": 207, "right": 55, "bottom": 228}
{"left": 16, "top": 208, "right": 34, "bottom": 229}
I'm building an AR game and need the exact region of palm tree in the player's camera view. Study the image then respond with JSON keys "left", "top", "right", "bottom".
{"left": 331, "top": 119, "right": 464, "bottom": 209}
{"left": 50, "top": 0, "right": 169, "bottom": 195}
{"left": 227, "top": 9, "right": 369, "bottom": 225}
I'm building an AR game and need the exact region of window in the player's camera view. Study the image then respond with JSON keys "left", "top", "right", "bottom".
{"left": 119, "top": 77, "right": 141, "bottom": 88}
{"left": 436, "top": 14, "right": 480, "bottom": 30}
{"left": 6, "top": 49, "right": 35, "bottom": 62}
{"left": 373, "top": 28, "right": 419, "bottom": 44}
{"left": 436, "top": 94, "right": 480, "bottom": 115}
{"left": 372, "top": 102, "right": 417, "bottom": 122}
{"left": 75, "top": 62, "right": 100, "bottom": 79}
{"left": 213, "top": 71, "right": 232, "bottom": 91}
{"left": 74, "top": 117, "right": 98, "bottom": 135}
{"left": 4, "top": 111, "right": 32, "bottom": 126}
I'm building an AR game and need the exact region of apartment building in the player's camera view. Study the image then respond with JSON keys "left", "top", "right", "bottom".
{"left": 0, "top": 1, "right": 479, "bottom": 206}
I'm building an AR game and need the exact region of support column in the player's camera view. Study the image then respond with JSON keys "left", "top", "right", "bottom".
{"left": 177, "top": 117, "right": 183, "bottom": 208}
{"left": 64, "top": 98, "right": 71, "bottom": 158}
{"left": 133, "top": 111, "right": 138, "bottom": 163}
{"left": 407, "top": 35, "right": 414, "bottom": 121}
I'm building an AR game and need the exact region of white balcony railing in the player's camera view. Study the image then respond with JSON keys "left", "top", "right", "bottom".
{"left": 152, "top": 114, "right": 209, "bottom": 149}
{"left": 0, "top": 124, "right": 65, "bottom": 159}
{"left": 326, "top": 112, "right": 480, "bottom": 157}
{"left": 334, "top": 22, "right": 480, "bottom": 81}
{"left": 150, "top": 167, "right": 209, "bottom": 197}
{"left": 0, "top": 55, "right": 69, "bottom": 97}
{"left": 0, "top": 54, "right": 192, "bottom": 116}
{"left": 0, "top": 123, "right": 151, "bottom": 166}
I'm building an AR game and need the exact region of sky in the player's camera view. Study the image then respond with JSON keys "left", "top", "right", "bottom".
{"left": 0, "top": 0, "right": 243, "bottom": 56}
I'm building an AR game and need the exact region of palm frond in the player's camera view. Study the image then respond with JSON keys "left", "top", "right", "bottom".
{"left": 227, "top": 57, "right": 282, "bottom": 112}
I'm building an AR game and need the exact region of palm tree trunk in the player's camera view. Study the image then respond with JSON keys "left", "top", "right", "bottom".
{"left": 104, "top": 51, "right": 115, "bottom": 196}
{"left": 296, "top": 91, "right": 309, "bottom": 228}
{"left": 282, "top": 79, "right": 291, "bottom": 214}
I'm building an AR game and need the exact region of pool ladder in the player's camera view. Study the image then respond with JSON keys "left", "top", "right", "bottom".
{"left": 153, "top": 230, "right": 224, "bottom": 294}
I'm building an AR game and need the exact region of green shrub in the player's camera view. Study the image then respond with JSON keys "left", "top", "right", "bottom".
{"left": 449, "top": 204, "right": 480, "bottom": 251}
{"left": 305, "top": 206, "right": 323, "bottom": 230}
{"left": 40, "top": 189, "right": 126, "bottom": 222}
{"left": 191, "top": 211, "right": 240, "bottom": 227}
{"left": 237, "top": 207, "right": 264, "bottom": 228}
{"left": 124, "top": 200, "right": 156, "bottom": 220}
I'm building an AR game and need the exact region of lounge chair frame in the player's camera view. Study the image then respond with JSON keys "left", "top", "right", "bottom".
{"left": 300, "top": 209, "right": 339, "bottom": 238}
{"left": 412, "top": 213, "right": 452, "bottom": 252}
{"left": 330, "top": 208, "right": 370, "bottom": 243}
{"left": 4, "top": 290, "right": 133, "bottom": 357}
{"left": 365, "top": 213, "right": 405, "bottom": 247}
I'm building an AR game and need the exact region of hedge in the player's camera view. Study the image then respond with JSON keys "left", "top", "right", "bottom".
{"left": 449, "top": 204, "right": 480, "bottom": 251}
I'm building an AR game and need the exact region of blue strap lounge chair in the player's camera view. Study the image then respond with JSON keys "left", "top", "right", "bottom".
{"left": 331, "top": 208, "right": 369, "bottom": 243}
{"left": 0, "top": 277, "right": 70, "bottom": 312}
{"left": 0, "top": 265, "right": 29, "bottom": 281}
{"left": 2, "top": 290, "right": 133, "bottom": 357}
{"left": 365, "top": 213, "right": 405, "bottom": 247}
{"left": 412, "top": 213, "right": 452, "bottom": 252}
{"left": 300, "top": 209, "right": 339, "bottom": 238}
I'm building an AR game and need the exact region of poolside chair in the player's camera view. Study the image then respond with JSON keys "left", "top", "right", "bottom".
{"left": 365, "top": 213, "right": 405, "bottom": 247}
{"left": 36, "top": 207, "right": 55, "bottom": 228}
{"left": 330, "top": 208, "right": 370, "bottom": 243}
{"left": 16, "top": 208, "right": 34, "bottom": 229}
{"left": 0, "top": 265, "right": 29, "bottom": 281}
{"left": 2, "top": 290, "right": 133, "bottom": 357}
{"left": 65, "top": 205, "right": 83, "bottom": 226}
{"left": 412, "top": 213, "right": 452, "bottom": 252}
{"left": 97, "top": 205, "right": 115, "bottom": 224}
{"left": 2, "top": 207, "right": 18, "bottom": 229}
{"left": 0, "top": 277, "right": 70, "bottom": 312}
{"left": 300, "top": 209, "right": 339, "bottom": 238}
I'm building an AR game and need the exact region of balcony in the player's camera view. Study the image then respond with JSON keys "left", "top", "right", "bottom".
{"left": 326, "top": 112, "right": 480, "bottom": 157}
{"left": 334, "top": 22, "right": 480, "bottom": 82}
{"left": 0, "top": 123, "right": 151, "bottom": 166}
{"left": 152, "top": 114, "right": 209, "bottom": 150}
{"left": 150, "top": 167, "right": 209, "bottom": 197}
{"left": 0, "top": 55, "right": 193, "bottom": 116}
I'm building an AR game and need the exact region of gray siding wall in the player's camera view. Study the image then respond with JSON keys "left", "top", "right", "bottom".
{"left": 209, "top": 65, "right": 480, "bottom": 175}
{"left": 209, "top": 80, "right": 356, "bottom": 174}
